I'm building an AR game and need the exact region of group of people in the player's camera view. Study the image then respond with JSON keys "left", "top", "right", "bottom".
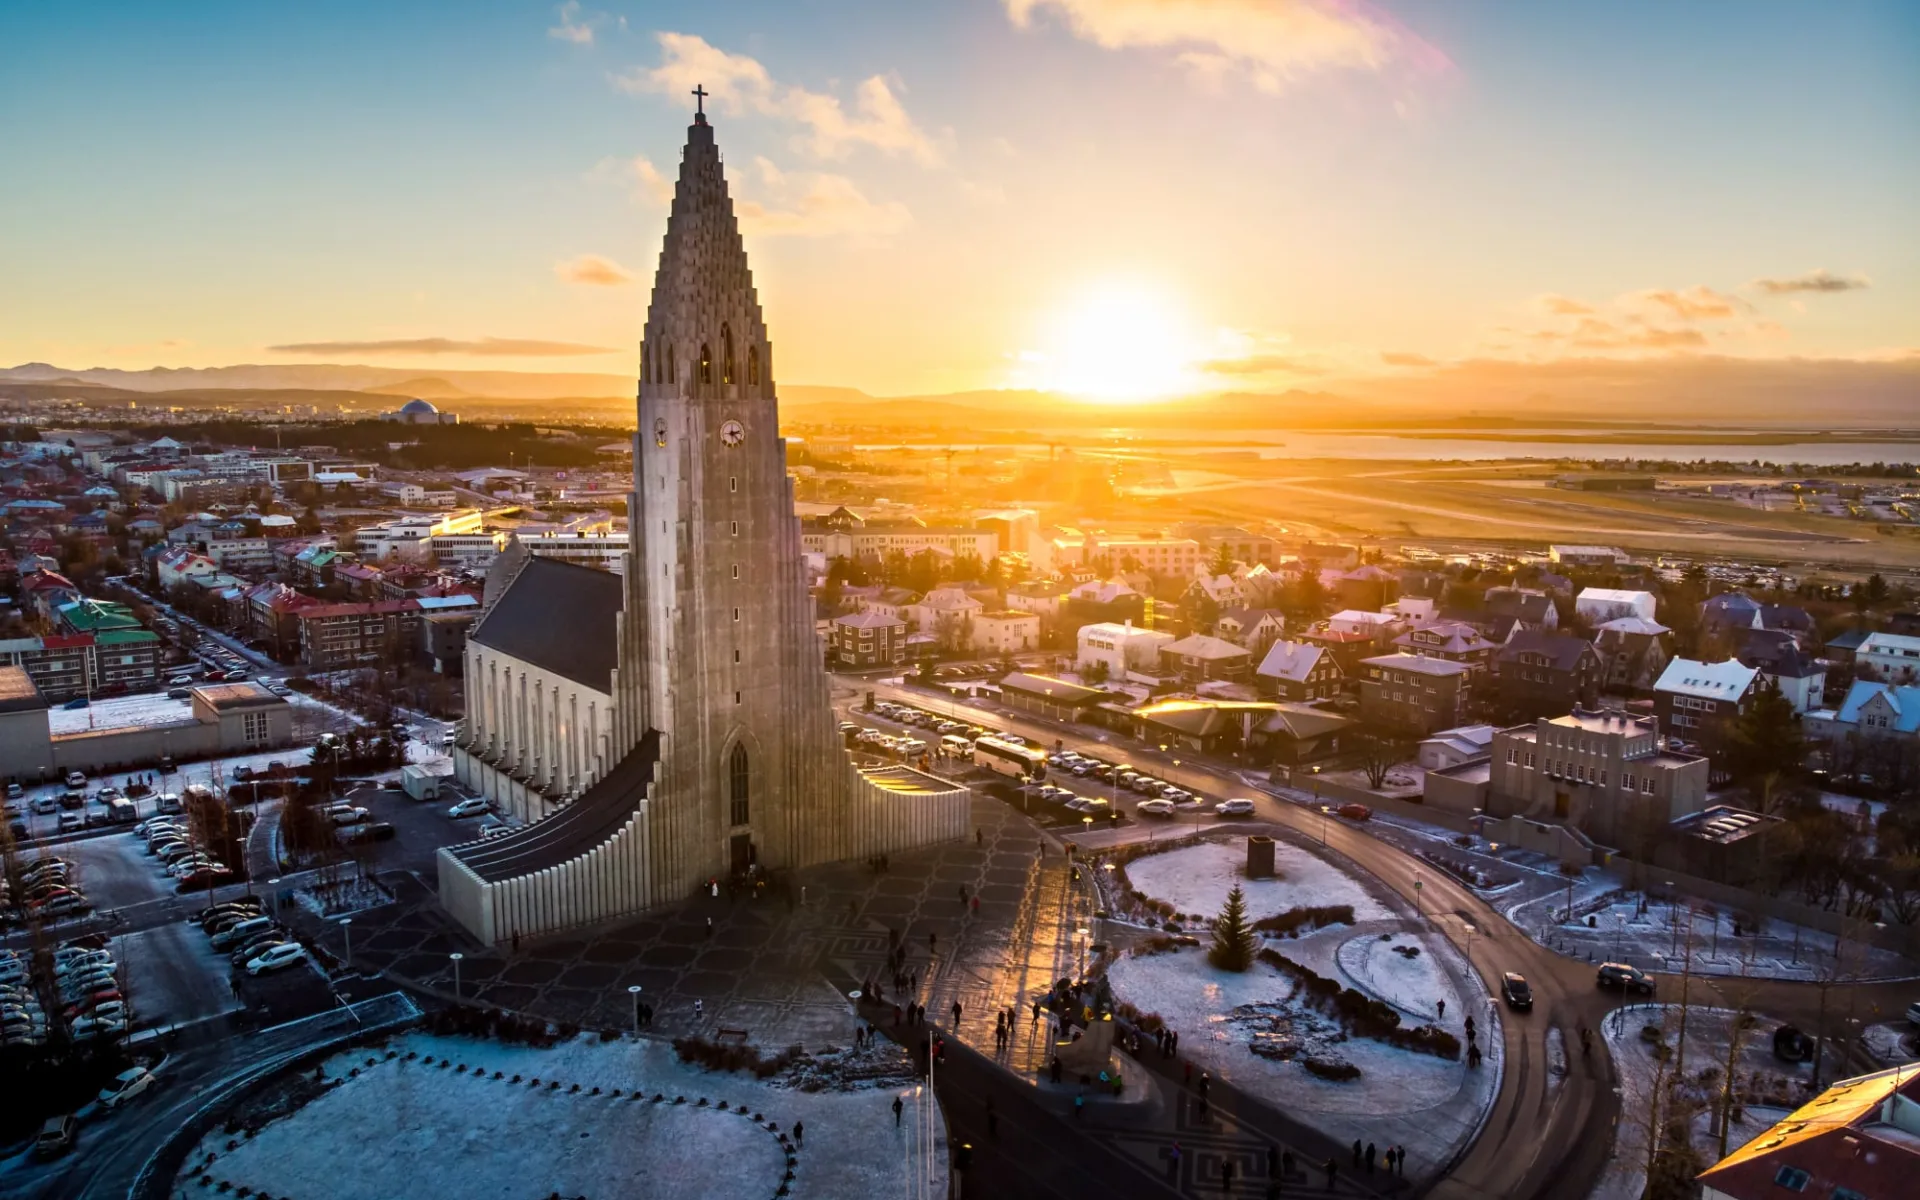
{"left": 1353, "top": 1138, "right": 1409, "bottom": 1177}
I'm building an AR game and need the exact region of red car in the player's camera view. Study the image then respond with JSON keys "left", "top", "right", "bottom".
{"left": 1337, "top": 803, "right": 1373, "bottom": 822}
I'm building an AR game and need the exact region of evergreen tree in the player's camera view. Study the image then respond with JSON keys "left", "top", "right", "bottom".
{"left": 1727, "top": 680, "right": 1805, "bottom": 791}
{"left": 1209, "top": 884, "right": 1258, "bottom": 971}
{"left": 1210, "top": 541, "right": 1236, "bottom": 577}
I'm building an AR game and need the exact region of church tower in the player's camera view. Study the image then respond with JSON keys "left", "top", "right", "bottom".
{"left": 611, "top": 102, "right": 846, "bottom": 902}
{"left": 436, "top": 102, "right": 967, "bottom": 944}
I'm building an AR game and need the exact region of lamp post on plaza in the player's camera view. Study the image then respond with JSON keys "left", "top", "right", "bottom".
{"left": 1075, "top": 926, "right": 1090, "bottom": 982}
{"left": 1463, "top": 922, "right": 1476, "bottom": 963}
{"left": 341, "top": 918, "right": 352, "bottom": 968}
{"left": 1413, "top": 875, "right": 1423, "bottom": 920}
{"left": 1319, "top": 804, "right": 1330, "bottom": 845}
{"left": 449, "top": 952, "right": 463, "bottom": 1002}
{"left": 629, "top": 985, "right": 643, "bottom": 1038}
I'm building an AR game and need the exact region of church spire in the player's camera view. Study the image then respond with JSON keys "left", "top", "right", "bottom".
{"left": 639, "top": 105, "right": 770, "bottom": 402}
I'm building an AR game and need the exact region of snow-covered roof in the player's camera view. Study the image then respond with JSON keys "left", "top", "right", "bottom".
{"left": 1577, "top": 587, "right": 1655, "bottom": 607}
{"left": 1654, "top": 657, "right": 1758, "bottom": 701}
{"left": 1256, "top": 639, "right": 1327, "bottom": 683}
{"left": 1597, "top": 616, "right": 1669, "bottom": 636}
{"left": 1834, "top": 680, "right": 1920, "bottom": 734}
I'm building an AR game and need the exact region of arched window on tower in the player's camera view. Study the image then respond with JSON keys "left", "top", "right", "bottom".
{"left": 747, "top": 346, "right": 759, "bottom": 386}
{"left": 729, "top": 743, "right": 750, "bottom": 826}
{"left": 667, "top": 345, "right": 675, "bottom": 385}
{"left": 699, "top": 343, "right": 712, "bottom": 385}
{"left": 722, "top": 324, "right": 734, "bottom": 385}
{"left": 641, "top": 343, "right": 649, "bottom": 385}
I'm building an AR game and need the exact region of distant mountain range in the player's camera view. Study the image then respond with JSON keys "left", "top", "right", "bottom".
{"left": 0, "top": 362, "right": 632, "bottom": 400}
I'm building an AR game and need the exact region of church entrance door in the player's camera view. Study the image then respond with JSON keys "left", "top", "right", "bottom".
{"left": 729, "top": 833, "right": 754, "bottom": 875}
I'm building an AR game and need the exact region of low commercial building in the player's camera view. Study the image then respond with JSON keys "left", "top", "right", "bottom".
{"left": 1358, "top": 653, "right": 1469, "bottom": 735}
{"left": 0, "top": 670, "right": 294, "bottom": 782}
{"left": 1486, "top": 708, "right": 1709, "bottom": 846}
{"left": 1076, "top": 621, "right": 1174, "bottom": 680}
{"left": 1857, "top": 630, "right": 1920, "bottom": 684}
{"left": 998, "top": 672, "right": 1107, "bottom": 723}
{"left": 1160, "top": 634, "right": 1253, "bottom": 685}
{"left": 1574, "top": 587, "right": 1657, "bottom": 624}
{"left": 972, "top": 609, "right": 1040, "bottom": 656}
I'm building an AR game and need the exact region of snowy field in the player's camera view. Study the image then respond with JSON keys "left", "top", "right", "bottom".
{"left": 187, "top": 1032, "right": 947, "bottom": 1200}
{"left": 1510, "top": 880, "right": 1914, "bottom": 982}
{"left": 48, "top": 691, "right": 198, "bottom": 735}
{"left": 1589, "top": 1005, "right": 1812, "bottom": 1200}
{"left": 1124, "top": 839, "right": 1392, "bottom": 924}
{"left": 1337, "top": 932, "right": 1455, "bottom": 1023}
{"left": 1109, "top": 946, "right": 1495, "bottom": 1181}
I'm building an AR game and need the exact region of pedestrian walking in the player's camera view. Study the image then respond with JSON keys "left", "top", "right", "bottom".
{"left": 1032, "top": 1001, "right": 1041, "bottom": 1025}
{"left": 952, "top": 1000, "right": 963, "bottom": 1026}
{"left": 1436, "top": 998, "right": 1445, "bottom": 1019}
{"left": 1171, "top": 1030, "right": 1180, "bottom": 1056}
{"left": 970, "top": 895, "right": 979, "bottom": 914}
{"left": 1167, "top": 1142, "right": 1182, "bottom": 1181}
{"left": 792, "top": 1121, "right": 804, "bottom": 1148}
{"left": 705, "top": 915, "right": 713, "bottom": 937}
{"left": 1050, "top": 1055, "right": 1062, "bottom": 1083}
{"left": 1073, "top": 1092, "right": 1085, "bottom": 1119}
{"left": 1221, "top": 1160, "right": 1235, "bottom": 1192}
{"left": 1198, "top": 1070, "right": 1210, "bottom": 1099}
{"left": 893, "top": 1095, "right": 904, "bottom": 1126}
{"left": 976, "top": 828, "right": 984, "bottom": 846}
{"left": 1352, "top": 1139, "right": 1362, "bottom": 1168}
{"left": 958, "top": 884, "right": 968, "bottom": 905}
{"left": 511, "top": 931, "right": 520, "bottom": 952}
{"left": 1325, "top": 1159, "right": 1338, "bottom": 1189}
{"left": 1366, "top": 1142, "right": 1376, "bottom": 1173}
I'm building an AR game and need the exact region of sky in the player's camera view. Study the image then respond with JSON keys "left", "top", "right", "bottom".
{"left": 1, "top": 0, "right": 1915, "bottom": 404}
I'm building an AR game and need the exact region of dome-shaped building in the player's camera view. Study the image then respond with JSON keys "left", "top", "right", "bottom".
{"left": 384, "top": 397, "right": 459, "bottom": 425}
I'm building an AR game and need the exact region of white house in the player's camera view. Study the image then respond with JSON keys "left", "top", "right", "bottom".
{"left": 1418, "top": 724, "right": 1497, "bottom": 771}
{"left": 1575, "top": 588, "right": 1658, "bottom": 624}
{"left": 1327, "top": 610, "right": 1408, "bottom": 639}
{"left": 971, "top": 609, "right": 1039, "bottom": 656}
{"left": 1805, "top": 680, "right": 1920, "bottom": 744}
{"left": 1384, "top": 596, "right": 1438, "bottom": 628}
{"left": 1077, "top": 621, "right": 1174, "bottom": 680}
{"left": 1858, "top": 632, "right": 1920, "bottom": 684}
{"left": 906, "top": 586, "right": 985, "bottom": 634}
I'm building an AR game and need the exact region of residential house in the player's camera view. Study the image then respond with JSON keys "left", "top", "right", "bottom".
{"left": 1493, "top": 630, "right": 1603, "bottom": 720}
{"left": 1215, "top": 607, "right": 1286, "bottom": 657}
{"left": 1574, "top": 588, "right": 1657, "bottom": 625}
{"left": 1486, "top": 708, "right": 1710, "bottom": 845}
{"left": 1393, "top": 620, "right": 1499, "bottom": 674}
{"left": 1593, "top": 616, "right": 1671, "bottom": 694}
{"left": 1700, "top": 592, "right": 1815, "bottom": 647}
{"left": 1159, "top": 634, "right": 1254, "bottom": 684}
{"left": 1077, "top": 621, "right": 1175, "bottom": 681}
{"left": 1334, "top": 564, "right": 1399, "bottom": 612}
{"left": 1005, "top": 579, "right": 1074, "bottom": 628}
{"left": 245, "top": 582, "right": 322, "bottom": 661}
{"left": 1653, "top": 657, "right": 1760, "bottom": 759}
{"left": 1857, "top": 631, "right": 1920, "bottom": 684}
{"left": 972, "top": 609, "right": 1039, "bottom": 657}
{"left": 1483, "top": 587, "right": 1559, "bottom": 636}
{"left": 1695, "top": 1066, "right": 1920, "bottom": 1200}
{"left": 1804, "top": 680, "right": 1920, "bottom": 745}
{"left": 1418, "top": 724, "right": 1496, "bottom": 771}
{"left": 1326, "top": 609, "right": 1408, "bottom": 642}
{"left": 831, "top": 609, "right": 907, "bottom": 668}
{"left": 1300, "top": 626, "right": 1381, "bottom": 683}
{"left": 1254, "top": 640, "right": 1343, "bottom": 703}
{"left": 1128, "top": 697, "right": 1352, "bottom": 761}
{"left": 859, "top": 586, "right": 921, "bottom": 624}
{"left": 1732, "top": 628, "right": 1827, "bottom": 713}
{"left": 1183, "top": 572, "right": 1247, "bottom": 619}
{"left": 295, "top": 599, "right": 423, "bottom": 669}
{"left": 1063, "top": 577, "right": 1146, "bottom": 627}
{"left": 906, "top": 586, "right": 985, "bottom": 650}
{"left": 19, "top": 570, "right": 82, "bottom": 619}
{"left": 1383, "top": 596, "right": 1438, "bottom": 628}
{"left": 1358, "top": 653, "right": 1470, "bottom": 735}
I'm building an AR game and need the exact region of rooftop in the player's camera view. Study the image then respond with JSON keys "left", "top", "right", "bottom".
{"left": 1655, "top": 656, "right": 1759, "bottom": 701}
{"left": 1362, "top": 653, "right": 1471, "bottom": 677}
{"left": 0, "top": 665, "right": 46, "bottom": 714}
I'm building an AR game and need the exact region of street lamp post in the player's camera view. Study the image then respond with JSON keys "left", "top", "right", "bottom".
{"left": 449, "top": 952, "right": 464, "bottom": 1001}
{"left": 1319, "top": 805, "right": 1330, "bottom": 845}
{"left": 1414, "top": 875, "right": 1423, "bottom": 919}
{"left": 629, "top": 984, "right": 643, "bottom": 1037}
{"left": 1463, "top": 922, "right": 1476, "bottom": 963}
{"left": 341, "top": 918, "right": 352, "bottom": 968}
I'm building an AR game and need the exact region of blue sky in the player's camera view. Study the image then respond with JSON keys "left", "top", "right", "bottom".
{"left": 1, "top": 1, "right": 1913, "bottom": 400}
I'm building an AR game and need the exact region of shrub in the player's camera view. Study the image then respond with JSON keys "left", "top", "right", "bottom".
{"left": 1303, "top": 1057, "right": 1361, "bottom": 1081}
{"left": 1251, "top": 905, "right": 1356, "bottom": 937}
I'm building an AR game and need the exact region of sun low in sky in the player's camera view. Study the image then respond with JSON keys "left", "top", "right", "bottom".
{"left": 0, "top": 1, "right": 1913, "bottom": 413}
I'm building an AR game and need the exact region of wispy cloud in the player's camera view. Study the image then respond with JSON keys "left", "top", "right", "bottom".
{"left": 1003, "top": 0, "right": 1451, "bottom": 95}
{"left": 1379, "top": 350, "right": 1434, "bottom": 367}
{"left": 736, "top": 158, "right": 912, "bottom": 241}
{"left": 554, "top": 254, "right": 634, "bottom": 286}
{"left": 548, "top": 2, "right": 597, "bottom": 46}
{"left": 268, "top": 337, "right": 616, "bottom": 357}
{"left": 617, "top": 33, "right": 943, "bottom": 166}
{"left": 1534, "top": 294, "right": 1594, "bottom": 316}
{"left": 1754, "top": 268, "right": 1871, "bottom": 295}
{"left": 1200, "top": 352, "right": 1329, "bottom": 376}
{"left": 1630, "top": 285, "right": 1746, "bottom": 322}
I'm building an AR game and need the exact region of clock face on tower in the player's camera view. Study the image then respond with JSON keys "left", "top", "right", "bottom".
{"left": 653, "top": 418, "right": 667, "bottom": 448}
{"left": 720, "top": 419, "right": 744, "bottom": 447}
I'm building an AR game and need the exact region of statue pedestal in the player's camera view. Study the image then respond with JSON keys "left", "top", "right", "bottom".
{"left": 1053, "top": 1011, "right": 1116, "bottom": 1077}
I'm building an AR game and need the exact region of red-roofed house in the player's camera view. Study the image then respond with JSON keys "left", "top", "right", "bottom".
{"left": 1697, "top": 1065, "right": 1920, "bottom": 1200}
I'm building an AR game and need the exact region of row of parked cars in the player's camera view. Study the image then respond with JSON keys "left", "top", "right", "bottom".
{"left": 135, "top": 816, "right": 234, "bottom": 891}
{"left": 2, "top": 854, "right": 93, "bottom": 924}
{"left": 867, "top": 700, "right": 987, "bottom": 742}
{"left": 195, "top": 896, "right": 310, "bottom": 976}
{"left": 0, "top": 931, "right": 132, "bottom": 1048}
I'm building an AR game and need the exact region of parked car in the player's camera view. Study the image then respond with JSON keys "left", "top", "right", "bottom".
{"left": 329, "top": 806, "right": 369, "bottom": 826}
{"left": 1136, "top": 799, "right": 1175, "bottom": 818}
{"left": 212, "top": 917, "right": 276, "bottom": 950}
{"left": 1215, "top": 798, "right": 1257, "bottom": 817}
{"left": 32, "top": 1115, "right": 76, "bottom": 1159}
{"left": 1337, "top": 803, "right": 1374, "bottom": 822}
{"left": 447, "top": 797, "right": 490, "bottom": 819}
{"left": 341, "top": 820, "right": 396, "bottom": 844}
{"left": 175, "top": 867, "right": 235, "bottom": 891}
{"left": 65, "top": 771, "right": 86, "bottom": 788}
{"left": 1596, "top": 963, "right": 1657, "bottom": 994}
{"left": 1501, "top": 972, "right": 1533, "bottom": 1011}
{"left": 32, "top": 795, "right": 59, "bottom": 814}
{"left": 245, "top": 943, "right": 309, "bottom": 976}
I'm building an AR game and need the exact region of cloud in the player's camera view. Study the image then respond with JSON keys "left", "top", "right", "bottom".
{"left": 618, "top": 33, "right": 943, "bottom": 166}
{"left": 1754, "top": 268, "right": 1870, "bottom": 295}
{"left": 548, "top": 2, "right": 597, "bottom": 45}
{"left": 1201, "top": 353, "right": 1329, "bottom": 376}
{"left": 1534, "top": 294, "right": 1594, "bottom": 316}
{"left": 554, "top": 254, "right": 634, "bottom": 286}
{"left": 735, "top": 158, "right": 912, "bottom": 240}
{"left": 268, "top": 337, "right": 616, "bottom": 357}
{"left": 1631, "top": 285, "right": 1746, "bottom": 321}
{"left": 587, "top": 153, "right": 675, "bottom": 205}
{"left": 1003, "top": 0, "right": 1451, "bottom": 95}
{"left": 1379, "top": 351, "right": 1434, "bottom": 367}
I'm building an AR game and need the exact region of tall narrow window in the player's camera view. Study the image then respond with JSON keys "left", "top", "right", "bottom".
{"left": 729, "top": 743, "right": 750, "bottom": 825}
{"left": 667, "top": 345, "right": 674, "bottom": 384}
{"left": 699, "top": 343, "right": 712, "bottom": 385}
{"left": 722, "top": 324, "right": 734, "bottom": 385}
{"left": 747, "top": 346, "right": 759, "bottom": 385}
{"left": 641, "top": 344, "right": 649, "bottom": 384}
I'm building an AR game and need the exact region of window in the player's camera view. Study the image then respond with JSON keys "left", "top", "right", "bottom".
{"left": 1771, "top": 1166, "right": 1809, "bottom": 1192}
{"left": 731, "top": 565, "right": 739, "bottom": 579}
{"left": 747, "top": 345, "right": 759, "bottom": 385}
{"left": 1507, "top": 748, "right": 1518, "bottom": 764}
{"left": 722, "top": 324, "right": 734, "bottom": 385}
{"left": 731, "top": 521, "right": 738, "bottom": 536}
{"left": 729, "top": 743, "right": 749, "bottom": 825}
{"left": 699, "top": 343, "right": 712, "bottom": 385}
{"left": 730, "top": 476, "right": 738, "bottom": 493}
{"left": 733, "top": 607, "right": 740, "bottom": 622}
{"left": 734, "top": 649, "right": 741, "bottom": 662}
{"left": 667, "top": 345, "right": 674, "bottom": 383}
{"left": 1623, "top": 773, "right": 1635, "bottom": 791}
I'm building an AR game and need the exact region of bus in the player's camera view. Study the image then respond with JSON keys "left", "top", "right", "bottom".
{"left": 973, "top": 735, "right": 1047, "bottom": 779}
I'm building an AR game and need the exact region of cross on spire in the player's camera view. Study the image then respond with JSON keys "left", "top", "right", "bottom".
{"left": 692, "top": 84, "right": 707, "bottom": 115}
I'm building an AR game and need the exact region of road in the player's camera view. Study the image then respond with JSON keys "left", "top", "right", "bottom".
{"left": 844, "top": 677, "right": 1626, "bottom": 1200}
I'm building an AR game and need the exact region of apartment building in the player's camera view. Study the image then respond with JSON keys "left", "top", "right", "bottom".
{"left": 831, "top": 609, "right": 908, "bottom": 668}
{"left": 1487, "top": 708, "right": 1709, "bottom": 845}
{"left": 296, "top": 599, "right": 424, "bottom": 669}
{"left": 1358, "top": 653, "right": 1469, "bottom": 735}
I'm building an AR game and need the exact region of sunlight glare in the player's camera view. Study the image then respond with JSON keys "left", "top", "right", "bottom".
{"left": 1042, "top": 283, "right": 1196, "bottom": 403}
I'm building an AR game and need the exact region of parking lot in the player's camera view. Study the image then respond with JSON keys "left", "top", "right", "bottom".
{"left": 110, "top": 921, "right": 241, "bottom": 1033}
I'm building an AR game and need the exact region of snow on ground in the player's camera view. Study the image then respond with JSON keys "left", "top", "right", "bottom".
{"left": 1109, "top": 944, "right": 1495, "bottom": 1181}
{"left": 189, "top": 1031, "right": 947, "bottom": 1200}
{"left": 1125, "top": 839, "right": 1392, "bottom": 924}
{"left": 48, "top": 691, "right": 198, "bottom": 735}
{"left": 1589, "top": 1005, "right": 1813, "bottom": 1200}
{"left": 1508, "top": 874, "right": 1914, "bottom": 982}
{"left": 1864, "top": 1021, "right": 1918, "bottom": 1066}
{"left": 1317, "top": 763, "right": 1425, "bottom": 799}
{"left": 1337, "top": 933, "right": 1454, "bottom": 1022}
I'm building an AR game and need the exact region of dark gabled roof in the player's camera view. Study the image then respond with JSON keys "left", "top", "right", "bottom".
{"left": 1484, "top": 587, "right": 1554, "bottom": 622}
{"left": 999, "top": 672, "right": 1106, "bottom": 706}
{"left": 448, "top": 732, "right": 658, "bottom": 882}
{"left": 469, "top": 556, "right": 623, "bottom": 692}
{"left": 1497, "top": 628, "right": 1597, "bottom": 672}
